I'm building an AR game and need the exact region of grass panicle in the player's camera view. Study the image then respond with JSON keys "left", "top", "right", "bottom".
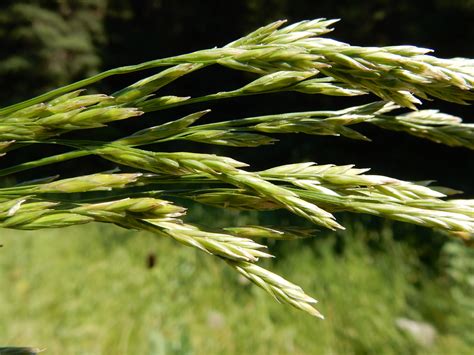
{"left": 1, "top": 18, "right": 473, "bottom": 317}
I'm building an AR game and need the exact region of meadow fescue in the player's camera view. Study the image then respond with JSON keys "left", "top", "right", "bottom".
{"left": 1, "top": 18, "right": 473, "bottom": 317}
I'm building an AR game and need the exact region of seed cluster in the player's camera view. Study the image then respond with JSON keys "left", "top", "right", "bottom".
{"left": 1, "top": 18, "right": 473, "bottom": 317}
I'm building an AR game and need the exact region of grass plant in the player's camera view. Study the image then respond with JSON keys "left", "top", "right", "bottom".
{"left": 1, "top": 18, "right": 473, "bottom": 318}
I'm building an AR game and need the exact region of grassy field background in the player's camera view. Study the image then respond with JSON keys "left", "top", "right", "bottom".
{"left": 0, "top": 208, "right": 472, "bottom": 354}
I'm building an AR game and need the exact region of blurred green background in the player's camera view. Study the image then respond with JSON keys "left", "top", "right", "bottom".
{"left": 1, "top": 1, "right": 473, "bottom": 354}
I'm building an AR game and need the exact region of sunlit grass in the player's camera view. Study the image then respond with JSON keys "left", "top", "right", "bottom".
{"left": 1, "top": 215, "right": 471, "bottom": 354}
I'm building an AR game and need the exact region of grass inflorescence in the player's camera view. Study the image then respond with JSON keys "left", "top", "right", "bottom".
{"left": 1, "top": 18, "right": 473, "bottom": 317}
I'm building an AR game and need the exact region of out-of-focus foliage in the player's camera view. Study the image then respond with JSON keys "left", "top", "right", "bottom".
{"left": 441, "top": 240, "right": 474, "bottom": 346}
{"left": 1, "top": 218, "right": 472, "bottom": 354}
{"left": 0, "top": 0, "right": 106, "bottom": 104}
